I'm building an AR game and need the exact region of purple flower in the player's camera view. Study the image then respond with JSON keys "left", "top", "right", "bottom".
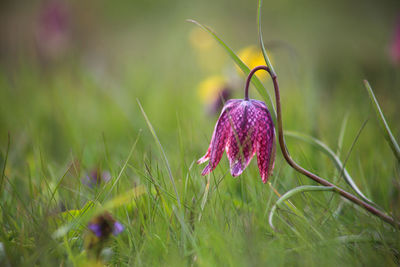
{"left": 88, "top": 223, "right": 103, "bottom": 237}
{"left": 113, "top": 221, "right": 124, "bottom": 235}
{"left": 207, "top": 88, "right": 232, "bottom": 116}
{"left": 198, "top": 99, "right": 276, "bottom": 183}
{"left": 83, "top": 169, "right": 111, "bottom": 188}
{"left": 88, "top": 212, "right": 124, "bottom": 239}
{"left": 35, "top": 0, "right": 71, "bottom": 60}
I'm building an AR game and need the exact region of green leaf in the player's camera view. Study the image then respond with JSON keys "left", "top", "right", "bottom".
{"left": 269, "top": 185, "right": 335, "bottom": 230}
{"left": 187, "top": 19, "right": 276, "bottom": 120}
{"left": 364, "top": 80, "right": 400, "bottom": 163}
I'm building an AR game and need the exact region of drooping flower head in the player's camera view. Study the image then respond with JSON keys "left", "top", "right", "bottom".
{"left": 198, "top": 97, "right": 275, "bottom": 183}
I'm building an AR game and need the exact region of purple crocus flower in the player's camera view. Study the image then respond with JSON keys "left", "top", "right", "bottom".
{"left": 198, "top": 98, "right": 275, "bottom": 183}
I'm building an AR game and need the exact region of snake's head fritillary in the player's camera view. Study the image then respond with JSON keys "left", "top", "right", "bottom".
{"left": 198, "top": 99, "right": 275, "bottom": 183}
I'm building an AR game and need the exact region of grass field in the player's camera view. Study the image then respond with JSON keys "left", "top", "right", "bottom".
{"left": 0, "top": 0, "right": 400, "bottom": 266}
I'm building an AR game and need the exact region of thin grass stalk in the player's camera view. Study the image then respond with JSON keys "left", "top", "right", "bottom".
{"left": 245, "top": 65, "right": 399, "bottom": 228}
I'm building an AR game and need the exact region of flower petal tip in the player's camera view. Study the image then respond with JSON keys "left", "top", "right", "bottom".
{"left": 261, "top": 176, "right": 268, "bottom": 184}
{"left": 261, "top": 172, "right": 273, "bottom": 184}
{"left": 201, "top": 165, "right": 212, "bottom": 176}
{"left": 197, "top": 156, "right": 209, "bottom": 165}
{"left": 230, "top": 162, "right": 245, "bottom": 177}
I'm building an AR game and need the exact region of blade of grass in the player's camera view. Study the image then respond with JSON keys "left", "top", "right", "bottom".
{"left": 0, "top": 132, "right": 10, "bottom": 198}
{"left": 53, "top": 135, "right": 144, "bottom": 239}
{"left": 269, "top": 185, "right": 334, "bottom": 231}
{"left": 336, "top": 112, "right": 349, "bottom": 157}
{"left": 53, "top": 185, "right": 147, "bottom": 238}
{"left": 257, "top": 0, "right": 275, "bottom": 76}
{"left": 198, "top": 173, "right": 211, "bottom": 222}
{"left": 172, "top": 206, "right": 198, "bottom": 251}
{"left": 137, "top": 99, "right": 181, "bottom": 209}
{"left": 45, "top": 165, "right": 71, "bottom": 213}
{"left": 284, "top": 131, "right": 374, "bottom": 205}
{"left": 103, "top": 130, "right": 142, "bottom": 201}
{"left": 186, "top": 19, "right": 276, "bottom": 119}
{"left": 363, "top": 80, "right": 400, "bottom": 163}
{"left": 269, "top": 182, "right": 324, "bottom": 239}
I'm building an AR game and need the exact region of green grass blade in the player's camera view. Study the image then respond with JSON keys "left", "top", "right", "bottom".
{"left": 103, "top": 131, "right": 141, "bottom": 201}
{"left": 284, "top": 131, "right": 375, "bottom": 205}
{"left": 198, "top": 174, "right": 211, "bottom": 222}
{"left": 0, "top": 132, "right": 10, "bottom": 198}
{"left": 53, "top": 186, "right": 148, "bottom": 239}
{"left": 363, "top": 80, "right": 400, "bottom": 163}
{"left": 269, "top": 185, "right": 334, "bottom": 230}
{"left": 257, "top": 0, "right": 275, "bottom": 76}
{"left": 137, "top": 99, "right": 182, "bottom": 209}
{"left": 102, "top": 185, "right": 148, "bottom": 211}
{"left": 336, "top": 113, "right": 349, "bottom": 157}
{"left": 187, "top": 19, "right": 276, "bottom": 119}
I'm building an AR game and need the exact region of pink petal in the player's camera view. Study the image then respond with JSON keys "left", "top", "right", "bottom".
{"left": 199, "top": 100, "right": 240, "bottom": 175}
{"left": 253, "top": 101, "right": 275, "bottom": 183}
{"left": 225, "top": 101, "right": 258, "bottom": 177}
{"left": 197, "top": 147, "right": 211, "bottom": 164}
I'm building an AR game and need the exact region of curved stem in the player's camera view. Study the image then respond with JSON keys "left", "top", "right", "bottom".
{"left": 245, "top": 65, "right": 399, "bottom": 228}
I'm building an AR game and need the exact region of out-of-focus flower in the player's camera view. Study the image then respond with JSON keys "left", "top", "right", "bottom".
{"left": 83, "top": 168, "right": 111, "bottom": 188}
{"left": 198, "top": 99, "right": 275, "bottom": 183}
{"left": 238, "top": 45, "right": 270, "bottom": 80}
{"left": 85, "top": 212, "right": 124, "bottom": 262}
{"left": 198, "top": 75, "right": 233, "bottom": 115}
{"left": 189, "top": 27, "right": 226, "bottom": 72}
{"left": 35, "top": 0, "right": 71, "bottom": 61}
{"left": 390, "top": 17, "right": 400, "bottom": 65}
{"left": 189, "top": 27, "right": 215, "bottom": 52}
{"left": 88, "top": 213, "right": 124, "bottom": 239}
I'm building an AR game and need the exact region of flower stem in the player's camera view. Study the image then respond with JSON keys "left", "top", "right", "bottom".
{"left": 245, "top": 65, "right": 400, "bottom": 228}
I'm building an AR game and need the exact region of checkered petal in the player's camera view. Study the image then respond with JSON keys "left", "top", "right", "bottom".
{"left": 251, "top": 100, "right": 276, "bottom": 183}
{"left": 225, "top": 101, "right": 258, "bottom": 177}
{"left": 198, "top": 98, "right": 275, "bottom": 183}
{"left": 198, "top": 100, "right": 241, "bottom": 175}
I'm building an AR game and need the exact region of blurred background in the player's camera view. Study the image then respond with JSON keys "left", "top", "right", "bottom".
{"left": 1, "top": 0, "right": 399, "bottom": 144}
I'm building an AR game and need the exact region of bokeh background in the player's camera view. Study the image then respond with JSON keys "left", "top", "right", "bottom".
{"left": 0, "top": 0, "right": 400, "bottom": 265}
{"left": 1, "top": 0, "right": 399, "bottom": 154}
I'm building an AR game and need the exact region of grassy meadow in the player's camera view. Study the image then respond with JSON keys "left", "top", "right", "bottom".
{"left": 0, "top": 0, "right": 400, "bottom": 266}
